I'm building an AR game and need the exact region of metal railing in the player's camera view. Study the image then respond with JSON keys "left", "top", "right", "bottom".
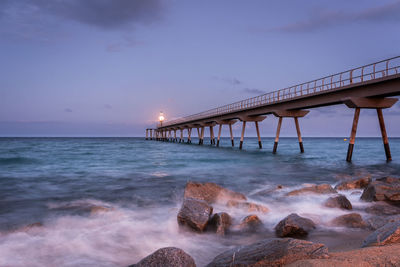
{"left": 160, "top": 56, "right": 400, "bottom": 128}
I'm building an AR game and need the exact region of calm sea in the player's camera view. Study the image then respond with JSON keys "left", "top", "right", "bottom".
{"left": 0, "top": 137, "right": 399, "bottom": 266}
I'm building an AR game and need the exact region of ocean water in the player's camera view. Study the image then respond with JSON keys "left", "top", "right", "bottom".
{"left": 0, "top": 137, "right": 400, "bottom": 266}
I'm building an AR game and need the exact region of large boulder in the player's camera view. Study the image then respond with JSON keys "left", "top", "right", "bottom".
{"left": 206, "top": 238, "right": 328, "bottom": 267}
{"left": 366, "top": 215, "right": 400, "bottom": 230}
{"left": 184, "top": 181, "right": 247, "bottom": 204}
{"left": 362, "top": 221, "right": 400, "bottom": 247}
{"left": 361, "top": 177, "right": 400, "bottom": 204}
{"left": 334, "top": 176, "right": 371, "bottom": 190}
{"left": 177, "top": 198, "right": 213, "bottom": 232}
{"left": 323, "top": 195, "right": 352, "bottom": 210}
{"left": 208, "top": 212, "right": 232, "bottom": 236}
{"left": 287, "top": 184, "right": 337, "bottom": 196}
{"left": 275, "top": 213, "right": 316, "bottom": 238}
{"left": 129, "top": 247, "right": 196, "bottom": 267}
{"left": 331, "top": 213, "right": 367, "bottom": 229}
{"left": 226, "top": 200, "right": 269, "bottom": 213}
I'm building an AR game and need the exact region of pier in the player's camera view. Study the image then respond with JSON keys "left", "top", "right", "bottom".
{"left": 148, "top": 56, "right": 400, "bottom": 162}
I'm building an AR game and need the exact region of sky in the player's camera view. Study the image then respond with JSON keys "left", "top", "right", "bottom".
{"left": 0, "top": 0, "right": 399, "bottom": 137}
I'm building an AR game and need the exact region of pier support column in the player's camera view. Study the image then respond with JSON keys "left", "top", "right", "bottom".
{"left": 255, "top": 121, "right": 262, "bottom": 149}
{"left": 377, "top": 108, "right": 392, "bottom": 161}
{"left": 343, "top": 97, "right": 397, "bottom": 162}
{"left": 188, "top": 128, "right": 192, "bottom": 143}
{"left": 229, "top": 124, "right": 234, "bottom": 147}
{"left": 217, "top": 124, "right": 222, "bottom": 147}
{"left": 209, "top": 126, "right": 215, "bottom": 145}
{"left": 174, "top": 130, "right": 177, "bottom": 142}
{"left": 145, "top": 129, "right": 148, "bottom": 140}
{"left": 200, "top": 127, "right": 205, "bottom": 145}
{"left": 179, "top": 129, "right": 183, "bottom": 143}
{"left": 239, "top": 121, "right": 246, "bottom": 150}
{"left": 197, "top": 127, "right": 200, "bottom": 143}
{"left": 273, "top": 117, "right": 282, "bottom": 154}
{"left": 294, "top": 117, "right": 304, "bottom": 153}
{"left": 346, "top": 108, "right": 360, "bottom": 162}
{"left": 150, "top": 129, "right": 153, "bottom": 140}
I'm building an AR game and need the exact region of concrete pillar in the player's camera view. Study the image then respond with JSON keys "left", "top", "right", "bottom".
{"left": 239, "top": 121, "right": 246, "bottom": 150}
{"left": 188, "top": 128, "right": 192, "bottom": 143}
{"left": 174, "top": 130, "right": 177, "bottom": 142}
{"left": 180, "top": 129, "right": 183, "bottom": 143}
{"left": 346, "top": 108, "right": 360, "bottom": 162}
{"left": 145, "top": 129, "right": 148, "bottom": 140}
{"left": 217, "top": 124, "right": 222, "bottom": 147}
{"left": 273, "top": 117, "right": 283, "bottom": 154}
{"left": 200, "top": 127, "right": 205, "bottom": 145}
{"left": 229, "top": 124, "right": 234, "bottom": 147}
{"left": 377, "top": 108, "right": 392, "bottom": 161}
{"left": 210, "top": 126, "right": 215, "bottom": 145}
{"left": 255, "top": 121, "right": 262, "bottom": 149}
{"left": 294, "top": 117, "right": 304, "bottom": 153}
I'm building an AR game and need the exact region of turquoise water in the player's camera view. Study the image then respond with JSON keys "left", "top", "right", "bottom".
{"left": 0, "top": 137, "right": 399, "bottom": 266}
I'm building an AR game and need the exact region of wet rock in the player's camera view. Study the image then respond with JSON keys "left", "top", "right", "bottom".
{"left": 361, "top": 177, "right": 400, "bottom": 204}
{"left": 226, "top": 200, "right": 269, "bottom": 213}
{"left": 275, "top": 213, "right": 316, "bottom": 238}
{"left": 287, "top": 184, "right": 337, "bottom": 196}
{"left": 331, "top": 213, "right": 367, "bottom": 229}
{"left": 365, "top": 203, "right": 400, "bottom": 216}
{"left": 324, "top": 195, "right": 352, "bottom": 210}
{"left": 237, "top": 215, "right": 263, "bottom": 232}
{"left": 335, "top": 176, "right": 371, "bottom": 190}
{"left": 177, "top": 198, "right": 213, "bottom": 232}
{"left": 366, "top": 215, "right": 400, "bottom": 230}
{"left": 209, "top": 212, "right": 232, "bottom": 236}
{"left": 362, "top": 221, "right": 400, "bottom": 247}
{"left": 206, "top": 238, "right": 328, "bottom": 267}
{"left": 129, "top": 247, "right": 196, "bottom": 267}
{"left": 184, "top": 181, "right": 247, "bottom": 204}
{"left": 90, "top": 205, "right": 113, "bottom": 215}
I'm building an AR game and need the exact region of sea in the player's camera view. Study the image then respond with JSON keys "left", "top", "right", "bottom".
{"left": 0, "top": 137, "right": 399, "bottom": 266}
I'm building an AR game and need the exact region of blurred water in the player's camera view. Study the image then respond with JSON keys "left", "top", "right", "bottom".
{"left": 0, "top": 137, "right": 399, "bottom": 266}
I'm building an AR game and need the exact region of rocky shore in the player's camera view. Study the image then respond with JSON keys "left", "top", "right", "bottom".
{"left": 128, "top": 176, "right": 400, "bottom": 266}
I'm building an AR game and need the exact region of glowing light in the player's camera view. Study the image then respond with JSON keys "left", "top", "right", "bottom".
{"left": 159, "top": 112, "right": 165, "bottom": 122}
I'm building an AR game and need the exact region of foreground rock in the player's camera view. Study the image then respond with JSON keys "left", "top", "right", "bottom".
{"left": 334, "top": 176, "right": 371, "bottom": 190}
{"left": 226, "top": 200, "right": 269, "bottom": 213}
{"left": 129, "top": 247, "right": 196, "bottom": 267}
{"left": 366, "top": 215, "right": 400, "bottom": 230}
{"left": 362, "top": 221, "right": 400, "bottom": 247}
{"left": 206, "top": 238, "right": 328, "bottom": 267}
{"left": 361, "top": 177, "right": 400, "bottom": 204}
{"left": 331, "top": 213, "right": 367, "bottom": 229}
{"left": 275, "top": 213, "right": 316, "bottom": 238}
{"left": 287, "top": 184, "right": 337, "bottom": 196}
{"left": 365, "top": 203, "right": 400, "bottom": 216}
{"left": 287, "top": 244, "right": 400, "bottom": 267}
{"left": 184, "top": 181, "right": 247, "bottom": 204}
{"left": 208, "top": 212, "right": 232, "bottom": 235}
{"left": 177, "top": 198, "right": 213, "bottom": 232}
{"left": 324, "top": 195, "right": 352, "bottom": 210}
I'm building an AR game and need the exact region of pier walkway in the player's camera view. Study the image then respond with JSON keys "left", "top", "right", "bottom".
{"left": 146, "top": 56, "right": 400, "bottom": 161}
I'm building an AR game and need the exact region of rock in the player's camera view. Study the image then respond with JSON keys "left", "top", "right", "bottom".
{"left": 129, "top": 247, "right": 196, "bottom": 267}
{"left": 275, "top": 213, "right": 316, "bottom": 238}
{"left": 331, "top": 213, "right": 367, "bottom": 229}
{"left": 365, "top": 203, "right": 400, "bottom": 216}
{"left": 334, "top": 176, "right": 371, "bottom": 190}
{"left": 287, "top": 184, "right": 337, "bottom": 196}
{"left": 237, "top": 215, "right": 263, "bottom": 232}
{"left": 286, "top": 244, "right": 400, "bottom": 267}
{"left": 184, "top": 181, "right": 247, "bottom": 204}
{"left": 324, "top": 195, "right": 352, "bottom": 210}
{"left": 226, "top": 200, "right": 269, "bottom": 213}
{"left": 90, "top": 205, "right": 113, "bottom": 215}
{"left": 206, "top": 238, "right": 328, "bottom": 267}
{"left": 362, "top": 221, "right": 400, "bottom": 247}
{"left": 366, "top": 215, "right": 400, "bottom": 230}
{"left": 177, "top": 198, "right": 213, "bottom": 232}
{"left": 209, "top": 212, "right": 232, "bottom": 236}
{"left": 361, "top": 177, "right": 400, "bottom": 204}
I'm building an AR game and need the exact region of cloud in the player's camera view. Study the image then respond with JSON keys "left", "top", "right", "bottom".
{"left": 266, "top": 1, "right": 400, "bottom": 33}
{"left": 242, "top": 88, "right": 265, "bottom": 95}
{"left": 212, "top": 76, "right": 242, "bottom": 85}
{"left": 64, "top": 108, "right": 73, "bottom": 113}
{"left": 1, "top": 0, "right": 165, "bottom": 30}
